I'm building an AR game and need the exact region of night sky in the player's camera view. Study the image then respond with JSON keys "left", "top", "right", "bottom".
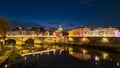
{"left": 0, "top": 0, "right": 120, "bottom": 29}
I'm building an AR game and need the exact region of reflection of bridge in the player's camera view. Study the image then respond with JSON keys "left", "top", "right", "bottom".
{"left": 21, "top": 49, "right": 64, "bottom": 56}
{"left": 69, "top": 51, "right": 91, "bottom": 60}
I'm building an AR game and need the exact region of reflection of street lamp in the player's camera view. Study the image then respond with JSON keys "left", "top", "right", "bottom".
{"left": 68, "top": 37, "right": 74, "bottom": 44}
{"left": 95, "top": 56, "right": 100, "bottom": 61}
{"left": 10, "top": 43, "right": 14, "bottom": 53}
{"left": 4, "top": 64, "right": 8, "bottom": 68}
{"left": 81, "top": 49, "right": 88, "bottom": 56}
{"left": 102, "top": 52, "right": 109, "bottom": 59}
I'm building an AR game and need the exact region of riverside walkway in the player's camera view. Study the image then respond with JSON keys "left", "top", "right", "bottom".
{"left": 0, "top": 50, "right": 11, "bottom": 65}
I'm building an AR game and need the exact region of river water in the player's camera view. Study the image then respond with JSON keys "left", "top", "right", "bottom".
{"left": 3, "top": 44, "right": 120, "bottom": 68}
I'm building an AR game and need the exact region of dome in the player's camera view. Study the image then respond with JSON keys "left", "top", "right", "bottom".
{"left": 58, "top": 25, "right": 63, "bottom": 32}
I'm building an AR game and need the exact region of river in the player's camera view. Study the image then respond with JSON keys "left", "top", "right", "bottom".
{"left": 3, "top": 44, "right": 120, "bottom": 68}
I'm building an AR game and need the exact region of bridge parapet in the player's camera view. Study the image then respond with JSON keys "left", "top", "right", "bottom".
{"left": 21, "top": 49, "right": 56, "bottom": 56}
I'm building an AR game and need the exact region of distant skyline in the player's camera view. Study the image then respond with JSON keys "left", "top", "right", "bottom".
{"left": 0, "top": 0, "right": 120, "bottom": 29}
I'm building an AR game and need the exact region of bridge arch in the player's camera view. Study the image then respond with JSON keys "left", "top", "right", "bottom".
{"left": 5, "top": 39, "right": 16, "bottom": 45}
{"left": 25, "top": 38, "right": 34, "bottom": 44}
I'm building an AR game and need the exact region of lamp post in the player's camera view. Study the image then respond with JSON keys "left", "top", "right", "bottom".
{"left": 0, "top": 39, "right": 3, "bottom": 45}
{"left": 0, "top": 39, "right": 3, "bottom": 51}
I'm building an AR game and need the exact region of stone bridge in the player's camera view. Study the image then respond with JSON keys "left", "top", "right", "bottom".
{"left": 2, "top": 36, "right": 120, "bottom": 45}
{"left": 5, "top": 36, "right": 56, "bottom": 45}
{"left": 68, "top": 37, "right": 120, "bottom": 45}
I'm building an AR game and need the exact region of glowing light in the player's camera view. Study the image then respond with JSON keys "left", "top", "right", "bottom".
{"left": 80, "top": 37, "right": 89, "bottom": 43}
{"left": 95, "top": 56, "right": 100, "bottom": 61}
{"left": 115, "top": 30, "right": 120, "bottom": 37}
{"left": 0, "top": 39, "right": 3, "bottom": 42}
{"left": 81, "top": 49, "right": 87, "bottom": 53}
{"left": 69, "top": 47, "right": 73, "bottom": 51}
{"left": 101, "top": 38, "right": 109, "bottom": 43}
{"left": 69, "top": 37, "right": 73, "bottom": 41}
{"left": 69, "top": 51, "right": 73, "bottom": 54}
{"left": 22, "top": 50, "right": 29, "bottom": 53}
{"left": 102, "top": 52, "right": 109, "bottom": 59}
{"left": 5, "top": 38, "right": 8, "bottom": 40}
{"left": 68, "top": 30, "right": 73, "bottom": 37}
{"left": 5, "top": 64, "right": 8, "bottom": 68}
{"left": 81, "top": 49, "right": 88, "bottom": 56}
{"left": 117, "top": 62, "right": 120, "bottom": 66}
{"left": 15, "top": 45, "right": 22, "bottom": 50}
{"left": 69, "top": 47, "right": 73, "bottom": 54}
{"left": 24, "top": 57, "right": 27, "bottom": 60}
{"left": 58, "top": 25, "right": 63, "bottom": 32}
{"left": 34, "top": 44, "right": 41, "bottom": 48}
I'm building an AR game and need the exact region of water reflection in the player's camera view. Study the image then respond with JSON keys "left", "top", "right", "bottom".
{"left": 102, "top": 52, "right": 109, "bottom": 59}
{"left": 4, "top": 44, "right": 120, "bottom": 68}
{"left": 71, "top": 46, "right": 120, "bottom": 62}
{"left": 117, "top": 62, "right": 120, "bottom": 66}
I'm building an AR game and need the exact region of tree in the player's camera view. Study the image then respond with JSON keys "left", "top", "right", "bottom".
{"left": 0, "top": 17, "right": 10, "bottom": 51}
{"left": 49, "top": 27, "right": 56, "bottom": 35}
{"left": 0, "top": 17, "right": 10, "bottom": 37}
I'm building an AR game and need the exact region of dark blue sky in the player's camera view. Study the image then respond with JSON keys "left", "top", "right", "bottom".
{"left": 0, "top": 0, "right": 120, "bottom": 29}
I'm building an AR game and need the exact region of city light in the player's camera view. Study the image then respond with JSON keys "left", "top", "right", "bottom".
{"left": 81, "top": 49, "right": 88, "bottom": 56}
{"left": 102, "top": 52, "right": 109, "bottom": 59}
{"left": 68, "top": 37, "right": 74, "bottom": 42}
{"left": 95, "top": 56, "right": 100, "bottom": 61}
{"left": 80, "top": 37, "right": 89, "bottom": 43}
{"left": 0, "top": 39, "right": 3, "bottom": 42}
{"left": 101, "top": 38, "right": 109, "bottom": 43}
{"left": 0, "top": 0, "right": 120, "bottom": 68}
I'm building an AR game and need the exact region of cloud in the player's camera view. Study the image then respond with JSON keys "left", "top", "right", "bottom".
{"left": 10, "top": 20, "right": 39, "bottom": 29}
{"left": 49, "top": 21, "right": 59, "bottom": 25}
{"left": 84, "top": 21, "right": 120, "bottom": 28}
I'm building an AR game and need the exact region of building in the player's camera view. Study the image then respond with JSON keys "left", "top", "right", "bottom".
{"left": 68, "top": 26, "right": 91, "bottom": 37}
{"left": 114, "top": 28, "right": 120, "bottom": 37}
{"left": 4, "top": 26, "right": 120, "bottom": 37}
{"left": 91, "top": 27, "right": 116, "bottom": 37}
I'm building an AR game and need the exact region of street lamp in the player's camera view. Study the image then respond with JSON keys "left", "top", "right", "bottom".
{"left": 0, "top": 39, "right": 3, "bottom": 45}
{"left": 1, "top": 39, "right": 3, "bottom": 42}
{"left": 0, "top": 39, "right": 3, "bottom": 51}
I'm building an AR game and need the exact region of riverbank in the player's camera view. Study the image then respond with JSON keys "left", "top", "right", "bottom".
{"left": 0, "top": 50, "right": 11, "bottom": 66}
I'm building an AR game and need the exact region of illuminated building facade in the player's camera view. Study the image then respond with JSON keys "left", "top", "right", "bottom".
{"left": 114, "top": 29, "right": 120, "bottom": 37}
{"left": 91, "top": 27, "right": 116, "bottom": 37}
{"left": 2, "top": 26, "right": 120, "bottom": 37}
{"left": 55, "top": 25, "right": 63, "bottom": 37}
{"left": 68, "top": 27, "right": 91, "bottom": 37}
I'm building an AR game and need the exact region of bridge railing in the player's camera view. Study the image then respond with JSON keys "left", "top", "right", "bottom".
{"left": 21, "top": 49, "right": 56, "bottom": 56}
{"left": 6, "top": 35, "right": 56, "bottom": 37}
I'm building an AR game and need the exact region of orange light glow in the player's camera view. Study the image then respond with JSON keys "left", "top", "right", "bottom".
{"left": 80, "top": 37, "right": 89, "bottom": 43}
{"left": 101, "top": 38, "right": 109, "bottom": 43}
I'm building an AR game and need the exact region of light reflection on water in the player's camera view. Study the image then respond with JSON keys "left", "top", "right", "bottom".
{"left": 4, "top": 44, "right": 120, "bottom": 68}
